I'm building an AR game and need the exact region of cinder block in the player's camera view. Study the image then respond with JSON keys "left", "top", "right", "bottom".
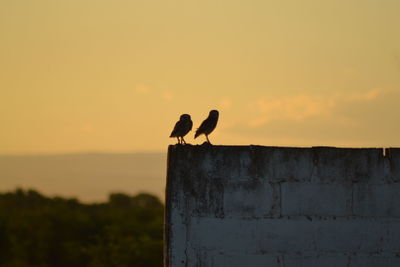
{"left": 386, "top": 148, "right": 400, "bottom": 182}
{"left": 168, "top": 145, "right": 256, "bottom": 184}
{"left": 354, "top": 184, "right": 400, "bottom": 218}
{"left": 349, "top": 255, "right": 400, "bottom": 267}
{"left": 211, "top": 253, "right": 282, "bottom": 267}
{"left": 188, "top": 218, "right": 261, "bottom": 252}
{"left": 167, "top": 209, "right": 188, "bottom": 267}
{"left": 252, "top": 146, "right": 314, "bottom": 182}
{"left": 256, "top": 219, "right": 317, "bottom": 252}
{"left": 223, "top": 181, "right": 275, "bottom": 218}
{"left": 311, "top": 147, "right": 384, "bottom": 184}
{"left": 383, "top": 221, "right": 400, "bottom": 252}
{"left": 281, "top": 183, "right": 352, "bottom": 216}
{"left": 315, "top": 220, "right": 385, "bottom": 252}
{"left": 188, "top": 218, "right": 316, "bottom": 253}
{"left": 283, "top": 254, "right": 349, "bottom": 267}
{"left": 185, "top": 249, "right": 212, "bottom": 267}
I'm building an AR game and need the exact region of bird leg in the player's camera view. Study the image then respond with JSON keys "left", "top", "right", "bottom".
{"left": 176, "top": 137, "right": 181, "bottom": 144}
{"left": 181, "top": 137, "right": 187, "bottom": 144}
{"left": 206, "top": 135, "right": 211, "bottom": 144}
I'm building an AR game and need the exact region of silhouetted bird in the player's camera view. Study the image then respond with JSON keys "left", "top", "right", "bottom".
{"left": 194, "top": 110, "right": 219, "bottom": 144}
{"left": 170, "top": 114, "right": 193, "bottom": 144}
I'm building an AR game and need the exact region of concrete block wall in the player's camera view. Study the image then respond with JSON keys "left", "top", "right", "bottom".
{"left": 165, "top": 145, "right": 400, "bottom": 267}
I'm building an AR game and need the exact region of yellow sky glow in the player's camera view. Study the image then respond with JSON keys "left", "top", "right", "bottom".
{"left": 1, "top": 0, "right": 400, "bottom": 154}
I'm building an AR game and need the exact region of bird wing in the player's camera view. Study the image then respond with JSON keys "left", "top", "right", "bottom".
{"left": 194, "top": 118, "right": 209, "bottom": 138}
{"left": 181, "top": 119, "right": 193, "bottom": 136}
{"left": 188, "top": 120, "right": 193, "bottom": 132}
{"left": 170, "top": 120, "right": 183, "bottom": 137}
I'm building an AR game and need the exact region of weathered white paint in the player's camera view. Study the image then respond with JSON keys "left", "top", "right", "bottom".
{"left": 165, "top": 145, "right": 400, "bottom": 267}
{"left": 281, "top": 183, "right": 352, "bottom": 216}
{"left": 353, "top": 184, "right": 400, "bottom": 217}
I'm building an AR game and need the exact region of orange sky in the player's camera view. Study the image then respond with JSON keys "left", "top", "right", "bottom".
{"left": 1, "top": 0, "right": 400, "bottom": 154}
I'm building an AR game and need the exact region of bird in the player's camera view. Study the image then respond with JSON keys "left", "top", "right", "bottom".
{"left": 194, "top": 110, "right": 219, "bottom": 144}
{"left": 169, "top": 114, "right": 193, "bottom": 144}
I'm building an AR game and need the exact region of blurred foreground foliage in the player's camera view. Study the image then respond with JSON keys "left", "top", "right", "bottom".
{"left": 0, "top": 189, "right": 163, "bottom": 267}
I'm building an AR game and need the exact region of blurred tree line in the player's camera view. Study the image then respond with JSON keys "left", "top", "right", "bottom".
{"left": 0, "top": 189, "right": 163, "bottom": 267}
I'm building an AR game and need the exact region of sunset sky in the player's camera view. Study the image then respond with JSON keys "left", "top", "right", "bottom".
{"left": 1, "top": 0, "right": 400, "bottom": 155}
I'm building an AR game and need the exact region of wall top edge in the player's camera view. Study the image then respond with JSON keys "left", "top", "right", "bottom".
{"left": 168, "top": 144, "right": 399, "bottom": 150}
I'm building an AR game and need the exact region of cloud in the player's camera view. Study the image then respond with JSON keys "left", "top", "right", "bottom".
{"left": 134, "top": 84, "right": 174, "bottom": 101}
{"left": 225, "top": 88, "right": 400, "bottom": 147}
{"left": 252, "top": 94, "right": 334, "bottom": 125}
{"left": 248, "top": 88, "right": 390, "bottom": 128}
{"left": 248, "top": 117, "right": 269, "bottom": 128}
{"left": 219, "top": 97, "right": 233, "bottom": 110}
{"left": 135, "top": 84, "right": 150, "bottom": 94}
{"left": 162, "top": 90, "right": 173, "bottom": 101}
{"left": 346, "top": 88, "right": 387, "bottom": 102}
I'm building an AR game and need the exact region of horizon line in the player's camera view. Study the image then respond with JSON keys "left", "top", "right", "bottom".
{"left": 0, "top": 150, "right": 167, "bottom": 157}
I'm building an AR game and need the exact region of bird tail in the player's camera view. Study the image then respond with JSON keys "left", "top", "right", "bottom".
{"left": 194, "top": 129, "right": 200, "bottom": 138}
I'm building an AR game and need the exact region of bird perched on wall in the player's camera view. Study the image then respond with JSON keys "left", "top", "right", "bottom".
{"left": 194, "top": 110, "right": 219, "bottom": 144}
{"left": 170, "top": 114, "right": 193, "bottom": 144}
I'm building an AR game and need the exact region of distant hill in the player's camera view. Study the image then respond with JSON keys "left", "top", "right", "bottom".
{"left": 0, "top": 153, "right": 167, "bottom": 202}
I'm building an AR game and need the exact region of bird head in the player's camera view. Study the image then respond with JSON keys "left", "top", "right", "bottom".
{"left": 180, "top": 114, "right": 191, "bottom": 121}
{"left": 209, "top": 110, "right": 219, "bottom": 118}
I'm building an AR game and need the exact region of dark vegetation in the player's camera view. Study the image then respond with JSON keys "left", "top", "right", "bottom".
{"left": 0, "top": 189, "right": 163, "bottom": 267}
